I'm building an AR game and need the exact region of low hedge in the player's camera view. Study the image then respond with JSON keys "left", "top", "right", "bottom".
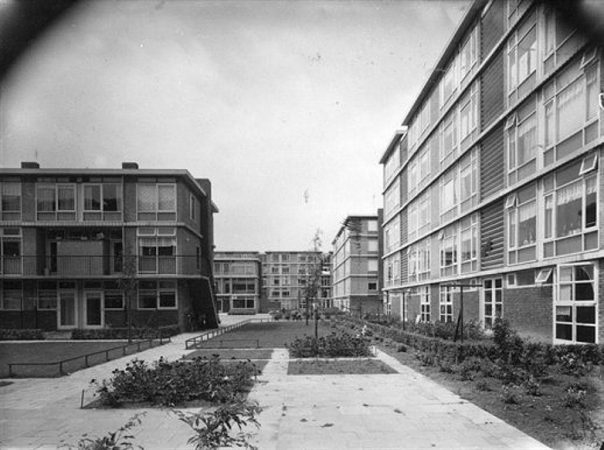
{"left": 337, "top": 316, "right": 604, "bottom": 366}
{"left": 0, "top": 328, "right": 44, "bottom": 340}
{"left": 72, "top": 324, "right": 180, "bottom": 340}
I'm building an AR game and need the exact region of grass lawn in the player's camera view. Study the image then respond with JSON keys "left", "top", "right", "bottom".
{"left": 288, "top": 359, "right": 396, "bottom": 375}
{"left": 194, "top": 320, "right": 334, "bottom": 349}
{"left": 378, "top": 341, "right": 604, "bottom": 449}
{"left": 0, "top": 340, "right": 160, "bottom": 378}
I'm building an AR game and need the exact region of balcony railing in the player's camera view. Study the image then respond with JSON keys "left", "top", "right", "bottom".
{"left": 0, "top": 255, "right": 204, "bottom": 277}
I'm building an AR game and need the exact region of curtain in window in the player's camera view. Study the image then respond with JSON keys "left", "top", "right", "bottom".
{"left": 518, "top": 203, "right": 536, "bottom": 245}
{"left": 37, "top": 187, "right": 55, "bottom": 212}
{"left": 158, "top": 185, "right": 175, "bottom": 211}
{"left": 2, "top": 183, "right": 21, "bottom": 211}
{"left": 84, "top": 185, "right": 101, "bottom": 211}
{"left": 517, "top": 116, "right": 536, "bottom": 165}
{"left": 556, "top": 181, "right": 582, "bottom": 236}
{"left": 58, "top": 186, "right": 75, "bottom": 211}
{"left": 557, "top": 78, "right": 584, "bottom": 140}
{"left": 137, "top": 185, "right": 156, "bottom": 212}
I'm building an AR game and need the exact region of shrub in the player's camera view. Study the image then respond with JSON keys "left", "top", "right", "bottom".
{"left": 437, "top": 358, "right": 455, "bottom": 373}
{"left": 558, "top": 353, "right": 593, "bottom": 377}
{"left": 563, "top": 384, "right": 587, "bottom": 408}
{"left": 287, "top": 332, "right": 371, "bottom": 358}
{"left": 500, "top": 384, "right": 522, "bottom": 404}
{"left": 454, "top": 357, "right": 483, "bottom": 381}
{"left": 397, "top": 344, "right": 407, "bottom": 353}
{"left": 0, "top": 328, "right": 44, "bottom": 340}
{"left": 73, "top": 325, "right": 180, "bottom": 340}
{"left": 523, "top": 375, "right": 543, "bottom": 396}
{"left": 93, "top": 356, "right": 257, "bottom": 407}
{"left": 174, "top": 399, "right": 261, "bottom": 450}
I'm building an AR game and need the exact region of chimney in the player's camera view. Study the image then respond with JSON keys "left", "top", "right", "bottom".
{"left": 121, "top": 162, "right": 139, "bottom": 169}
{"left": 21, "top": 162, "right": 40, "bottom": 169}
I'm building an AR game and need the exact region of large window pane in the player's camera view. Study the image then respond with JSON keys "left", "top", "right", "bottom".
{"left": 2, "top": 183, "right": 21, "bottom": 212}
{"left": 103, "top": 184, "right": 121, "bottom": 212}
{"left": 137, "top": 184, "right": 156, "bottom": 211}
{"left": 58, "top": 186, "right": 75, "bottom": 211}
{"left": 556, "top": 181, "right": 582, "bottom": 237}
{"left": 37, "top": 187, "right": 56, "bottom": 212}
{"left": 557, "top": 78, "right": 584, "bottom": 140}
{"left": 84, "top": 185, "right": 101, "bottom": 211}
{"left": 158, "top": 185, "right": 175, "bottom": 211}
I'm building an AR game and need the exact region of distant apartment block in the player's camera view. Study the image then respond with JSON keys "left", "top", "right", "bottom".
{"left": 260, "top": 251, "right": 324, "bottom": 311}
{"left": 214, "top": 252, "right": 261, "bottom": 314}
{"left": 0, "top": 162, "right": 219, "bottom": 332}
{"left": 380, "top": 0, "right": 603, "bottom": 344}
{"left": 331, "top": 216, "right": 381, "bottom": 315}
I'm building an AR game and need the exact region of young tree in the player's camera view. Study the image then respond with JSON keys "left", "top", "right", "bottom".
{"left": 302, "top": 230, "right": 325, "bottom": 338}
{"left": 118, "top": 246, "right": 138, "bottom": 343}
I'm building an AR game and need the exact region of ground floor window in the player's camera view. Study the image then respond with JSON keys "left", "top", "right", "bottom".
{"left": 439, "top": 286, "right": 454, "bottom": 322}
{"left": 483, "top": 278, "right": 503, "bottom": 328}
{"left": 419, "top": 286, "right": 430, "bottom": 322}
{"left": 138, "top": 280, "right": 177, "bottom": 309}
{"left": 1, "top": 280, "right": 22, "bottom": 310}
{"left": 232, "top": 297, "right": 255, "bottom": 309}
{"left": 104, "top": 280, "right": 124, "bottom": 309}
{"left": 555, "top": 263, "right": 597, "bottom": 343}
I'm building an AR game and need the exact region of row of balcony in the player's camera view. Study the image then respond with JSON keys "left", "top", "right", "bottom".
{"left": 0, "top": 255, "right": 204, "bottom": 277}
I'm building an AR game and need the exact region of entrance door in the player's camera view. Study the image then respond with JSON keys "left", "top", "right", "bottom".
{"left": 85, "top": 291, "right": 104, "bottom": 328}
{"left": 482, "top": 278, "right": 503, "bottom": 328}
{"left": 58, "top": 291, "right": 77, "bottom": 329}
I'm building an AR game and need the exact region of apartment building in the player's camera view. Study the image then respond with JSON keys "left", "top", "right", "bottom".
{"left": 332, "top": 216, "right": 381, "bottom": 315}
{"left": 214, "top": 252, "right": 261, "bottom": 314}
{"left": 0, "top": 162, "right": 219, "bottom": 332}
{"left": 260, "top": 251, "right": 323, "bottom": 311}
{"left": 319, "top": 252, "right": 333, "bottom": 308}
{"left": 380, "top": 0, "right": 603, "bottom": 344}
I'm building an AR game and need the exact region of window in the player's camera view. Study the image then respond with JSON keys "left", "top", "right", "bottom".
{"left": 440, "top": 111, "right": 458, "bottom": 167}
{"left": 483, "top": 278, "right": 503, "bottom": 328}
{"left": 368, "top": 259, "right": 378, "bottom": 272}
{"left": 383, "top": 215, "right": 400, "bottom": 254}
{"left": 459, "top": 149, "right": 478, "bottom": 212}
{"left": 459, "top": 26, "right": 478, "bottom": 82}
{"left": 439, "top": 286, "right": 454, "bottom": 322}
{"left": 38, "top": 281, "right": 57, "bottom": 310}
{"left": 407, "top": 201, "right": 418, "bottom": 241}
{"left": 84, "top": 185, "right": 101, "bottom": 211}
{"left": 384, "top": 146, "right": 401, "bottom": 186}
{"left": 419, "top": 286, "right": 431, "bottom": 322}
{"left": 440, "top": 59, "right": 457, "bottom": 106}
{"left": 138, "top": 280, "right": 177, "bottom": 309}
{"left": 543, "top": 57, "right": 599, "bottom": 164}
{"left": 408, "top": 157, "right": 418, "bottom": 198}
{"left": 409, "top": 237, "right": 431, "bottom": 282}
{"left": 1, "top": 280, "right": 22, "bottom": 310}
{"left": 417, "top": 191, "right": 431, "bottom": 236}
{"left": 555, "top": 264, "right": 596, "bottom": 343}
{"left": 384, "top": 179, "right": 400, "bottom": 219}
{"left": 367, "top": 240, "right": 378, "bottom": 252}
{"left": 138, "top": 227, "right": 176, "bottom": 274}
{"left": 535, "top": 268, "right": 553, "bottom": 284}
{"left": 137, "top": 183, "right": 176, "bottom": 220}
{"left": 104, "top": 281, "right": 124, "bottom": 309}
{"left": 506, "top": 97, "right": 536, "bottom": 185}
{"left": 542, "top": 158, "right": 598, "bottom": 258}
{"left": 368, "top": 282, "right": 377, "bottom": 291}
{"left": 440, "top": 225, "right": 457, "bottom": 277}
{"left": 460, "top": 214, "right": 478, "bottom": 273}
{"left": 1, "top": 182, "right": 21, "bottom": 219}
{"left": 507, "top": 12, "right": 536, "bottom": 93}
{"left": 189, "top": 194, "right": 196, "bottom": 221}
{"left": 367, "top": 220, "right": 378, "bottom": 232}
{"left": 506, "top": 183, "right": 536, "bottom": 264}
{"left": 459, "top": 83, "right": 478, "bottom": 142}
{"left": 36, "top": 184, "right": 76, "bottom": 220}
{"left": 440, "top": 168, "right": 458, "bottom": 221}
{"left": 1, "top": 228, "right": 22, "bottom": 275}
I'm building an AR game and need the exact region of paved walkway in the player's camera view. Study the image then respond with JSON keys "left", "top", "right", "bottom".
{"left": 0, "top": 316, "right": 549, "bottom": 449}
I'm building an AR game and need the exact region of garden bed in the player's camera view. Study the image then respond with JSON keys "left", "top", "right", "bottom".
{"left": 288, "top": 358, "right": 396, "bottom": 375}
{"left": 88, "top": 356, "right": 259, "bottom": 408}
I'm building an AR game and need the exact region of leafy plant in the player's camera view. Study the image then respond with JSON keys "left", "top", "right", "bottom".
{"left": 522, "top": 375, "right": 542, "bottom": 396}
{"left": 92, "top": 356, "right": 257, "bottom": 407}
{"left": 558, "top": 353, "right": 592, "bottom": 377}
{"left": 475, "top": 379, "right": 490, "bottom": 391}
{"left": 563, "top": 383, "right": 587, "bottom": 408}
{"left": 61, "top": 413, "right": 145, "bottom": 449}
{"left": 174, "top": 399, "right": 261, "bottom": 450}
{"left": 499, "top": 384, "right": 522, "bottom": 404}
{"left": 287, "top": 332, "right": 371, "bottom": 358}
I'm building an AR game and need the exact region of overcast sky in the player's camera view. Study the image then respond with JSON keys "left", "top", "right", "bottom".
{"left": 0, "top": 0, "right": 468, "bottom": 252}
